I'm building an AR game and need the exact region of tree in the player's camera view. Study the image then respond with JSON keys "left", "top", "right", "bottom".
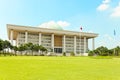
{"left": 88, "top": 51, "right": 94, "bottom": 56}
{"left": 70, "top": 52, "right": 75, "bottom": 56}
{"left": 32, "top": 44, "right": 40, "bottom": 55}
{"left": 108, "top": 49, "right": 113, "bottom": 56}
{"left": 40, "top": 46, "right": 47, "bottom": 54}
{"left": 96, "top": 46, "right": 109, "bottom": 56}
{"left": 33, "top": 44, "right": 39, "bottom": 52}
{"left": 18, "top": 44, "right": 25, "bottom": 55}
{"left": 114, "top": 46, "right": 120, "bottom": 56}
{"left": 25, "top": 43, "right": 34, "bottom": 55}
{"left": 3, "top": 40, "right": 12, "bottom": 53}
{"left": 0, "top": 39, "right": 3, "bottom": 52}
{"left": 13, "top": 46, "right": 18, "bottom": 56}
{"left": 63, "top": 52, "right": 66, "bottom": 56}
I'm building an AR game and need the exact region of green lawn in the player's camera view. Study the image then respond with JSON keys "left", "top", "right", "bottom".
{"left": 0, "top": 56, "right": 120, "bottom": 80}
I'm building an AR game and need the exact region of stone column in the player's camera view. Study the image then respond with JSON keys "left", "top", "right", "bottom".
{"left": 74, "top": 36, "right": 76, "bottom": 54}
{"left": 51, "top": 34, "right": 54, "bottom": 52}
{"left": 25, "top": 31, "right": 28, "bottom": 43}
{"left": 63, "top": 35, "right": 66, "bottom": 52}
{"left": 10, "top": 29, "right": 13, "bottom": 45}
{"left": 92, "top": 38, "right": 95, "bottom": 50}
{"left": 84, "top": 37, "right": 86, "bottom": 53}
{"left": 39, "top": 33, "right": 41, "bottom": 45}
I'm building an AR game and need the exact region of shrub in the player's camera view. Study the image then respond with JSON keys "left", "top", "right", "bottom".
{"left": 40, "top": 54, "right": 45, "bottom": 56}
{"left": 101, "top": 53, "right": 109, "bottom": 56}
{"left": 88, "top": 51, "right": 94, "bottom": 56}
{"left": 70, "top": 52, "right": 75, "bottom": 56}
{"left": 63, "top": 52, "right": 66, "bottom": 56}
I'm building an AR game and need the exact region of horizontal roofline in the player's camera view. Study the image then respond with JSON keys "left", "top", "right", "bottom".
{"left": 7, "top": 24, "right": 98, "bottom": 39}
{"left": 7, "top": 24, "right": 98, "bottom": 34}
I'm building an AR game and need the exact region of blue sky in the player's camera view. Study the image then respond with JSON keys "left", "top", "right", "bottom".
{"left": 0, "top": 0, "right": 120, "bottom": 49}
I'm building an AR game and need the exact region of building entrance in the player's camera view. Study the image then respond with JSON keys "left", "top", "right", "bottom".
{"left": 54, "top": 48, "right": 62, "bottom": 53}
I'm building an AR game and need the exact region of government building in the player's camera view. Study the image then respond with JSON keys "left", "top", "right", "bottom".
{"left": 7, "top": 24, "right": 98, "bottom": 55}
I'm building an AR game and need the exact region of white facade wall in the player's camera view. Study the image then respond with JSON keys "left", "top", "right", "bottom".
{"left": 76, "top": 37, "right": 88, "bottom": 53}
{"left": 65, "top": 36, "right": 74, "bottom": 53}
{"left": 27, "top": 33, "right": 39, "bottom": 44}
{"left": 41, "top": 34, "right": 51, "bottom": 51}
{"left": 17, "top": 32, "right": 25, "bottom": 45}
{"left": 16, "top": 32, "right": 88, "bottom": 53}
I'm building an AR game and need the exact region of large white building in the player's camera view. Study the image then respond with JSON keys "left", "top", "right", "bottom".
{"left": 7, "top": 24, "right": 98, "bottom": 54}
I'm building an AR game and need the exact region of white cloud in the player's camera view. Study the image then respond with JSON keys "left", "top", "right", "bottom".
{"left": 103, "top": 0, "right": 110, "bottom": 4}
{"left": 103, "top": 34, "right": 113, "bottom": 41}
{"left": 96, "top": 34, "right": 120, "bottom": 49}
{"left": 97, "top": 0, "right": 110, "bottom": 11}
{"left": 87, "top": 30, "right": 94, "bottom": 33}
{"left": 97, "top": 4, "right": 109, "bottom": 11}
{"left": 38, "top": 21, "right": 70, "bottom": 29}
{"left": 110, "top": 2, "right": 120, "bottom": 17}
{"left": 97, "top": 0, "right": 120, "bottom": 18}
{"left": 96, "top": 34, "right": 113, "bottom": 49}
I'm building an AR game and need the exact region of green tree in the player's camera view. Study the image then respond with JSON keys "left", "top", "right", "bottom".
{"left": 13, "top": 46, "right": 18, "bottom": 56}
{"left": 22, "top": 43, "right": 34, "bottom": 55}
{"left": 3, "top": 40, "right": 12, "bottom": 52}
{"left": 88, "top": 51, "right": 95, "bottom": 56}
{"left": 70, "top": 52, "right": 75, "bottom": 56}
{"left": 18, "top": 44, "right": 25, "bottom": 55}
{"left": 96, "top": 46, "right": 109, "bottom": 56}
{"left": 40, "top": 46, "right": 47, "bottom": 54}
{"left": 0, "top": 39, "right": 3, "bottom": 52}
{"left": 114, "top": 46, "right": 120, "bottom": 56}
{"left": 32, "top": 44, "right": 40, "bottom": 55}
{"left": 63, "top": 52, "right": 66, "bottom": 56}
{"left": 108, "top": 49, "right": 114, "bottom": 56}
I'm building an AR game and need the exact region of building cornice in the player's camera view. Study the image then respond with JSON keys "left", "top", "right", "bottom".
{"left": 7, "top": 24, "right": 98, "bottom": 39}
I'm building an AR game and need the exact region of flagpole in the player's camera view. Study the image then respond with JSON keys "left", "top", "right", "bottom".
{"left": 80, "top": 27, "right": 82, "bottom": 56}
{"left": 80, "top": 30, "right": 81, "bottom": 56}
{"left": 114, "top": 29, "right": 116, "bottom": 55}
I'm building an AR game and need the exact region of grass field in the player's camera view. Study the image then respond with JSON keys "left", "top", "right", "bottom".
{"left": 0, "top": 56, "right": 120, "bottom": 80}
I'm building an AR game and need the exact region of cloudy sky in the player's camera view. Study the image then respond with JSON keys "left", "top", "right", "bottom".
{"left": 0, "top": 0, "right": 120, "bottom": 49}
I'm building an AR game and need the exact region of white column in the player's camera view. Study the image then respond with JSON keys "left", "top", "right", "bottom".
{"left": 51, "top": 34, "right": 54, "bottom": 52}
{"left": 10, "top": 29, "right": 13, "bottom": 45}
{"left": 63, "top": 35, "right": 66, "bottom": 52}
{"left": 92, "top": 38, "right": 95, "bottom": 50}
{"left": 25, "top": 31, "right": 28, "bottom": 43}
{"left": 84, "top": 37, "right": 86, "bottom": 53}
{"left": 39, "top": 33, "right": 41, "bottom": 45}
{"left": 74, "top": 36, "right": 76, "bottom": 54}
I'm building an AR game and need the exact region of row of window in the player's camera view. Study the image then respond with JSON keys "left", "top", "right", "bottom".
{"left": 41, "top": 41, "right": 51, "bottom": 43}
{"left": 18, "top": 39, "right": 25, "bottom": 42}
{"left": 27, "top": 39, "right": 39, "bottom": 41}
{"left": 28, "top": 36, "right": 39, "bottom": 38}
{"left": 42, "top": 38, "right": 51, "bottom": 40}
{"left": 27, "top": 41, "right": 39, "bottom": 43}
{"left": 28, "top": 34, "right": 38, "bottom": 36}
{"left": 42, "top": 44, "right": 51, "bottom": 46}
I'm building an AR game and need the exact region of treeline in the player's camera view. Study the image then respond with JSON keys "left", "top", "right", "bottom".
{"left": 1, "top": 38, "right": 120, "bottom": 56}
{"left": 88, "top": 46, "right": 120, "bottom": 56}
{"left": 0, "top": 39, "right": 47, "bottom": 56}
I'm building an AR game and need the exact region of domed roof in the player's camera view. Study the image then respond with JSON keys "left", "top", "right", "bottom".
{"left": 48, "top": 24, "right": 63, "bottom": 30}
{"left": 38, "top": 21, "right": 63, "bottom": 30}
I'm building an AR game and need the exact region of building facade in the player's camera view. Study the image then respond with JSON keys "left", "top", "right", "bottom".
{"left": 7, "top": 24, "right": 98, "bottom": 54}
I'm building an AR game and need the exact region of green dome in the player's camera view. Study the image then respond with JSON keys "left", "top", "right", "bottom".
{"left": 38, "top": 21, "right": 64, "bottom": 30}
{"left": 48, "top": 24, "right": 63, "bottom": 30}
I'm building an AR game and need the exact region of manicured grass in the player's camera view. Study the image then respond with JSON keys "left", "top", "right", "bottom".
{"left": 0, "top": 56, "right": 120, "bottom": 80}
